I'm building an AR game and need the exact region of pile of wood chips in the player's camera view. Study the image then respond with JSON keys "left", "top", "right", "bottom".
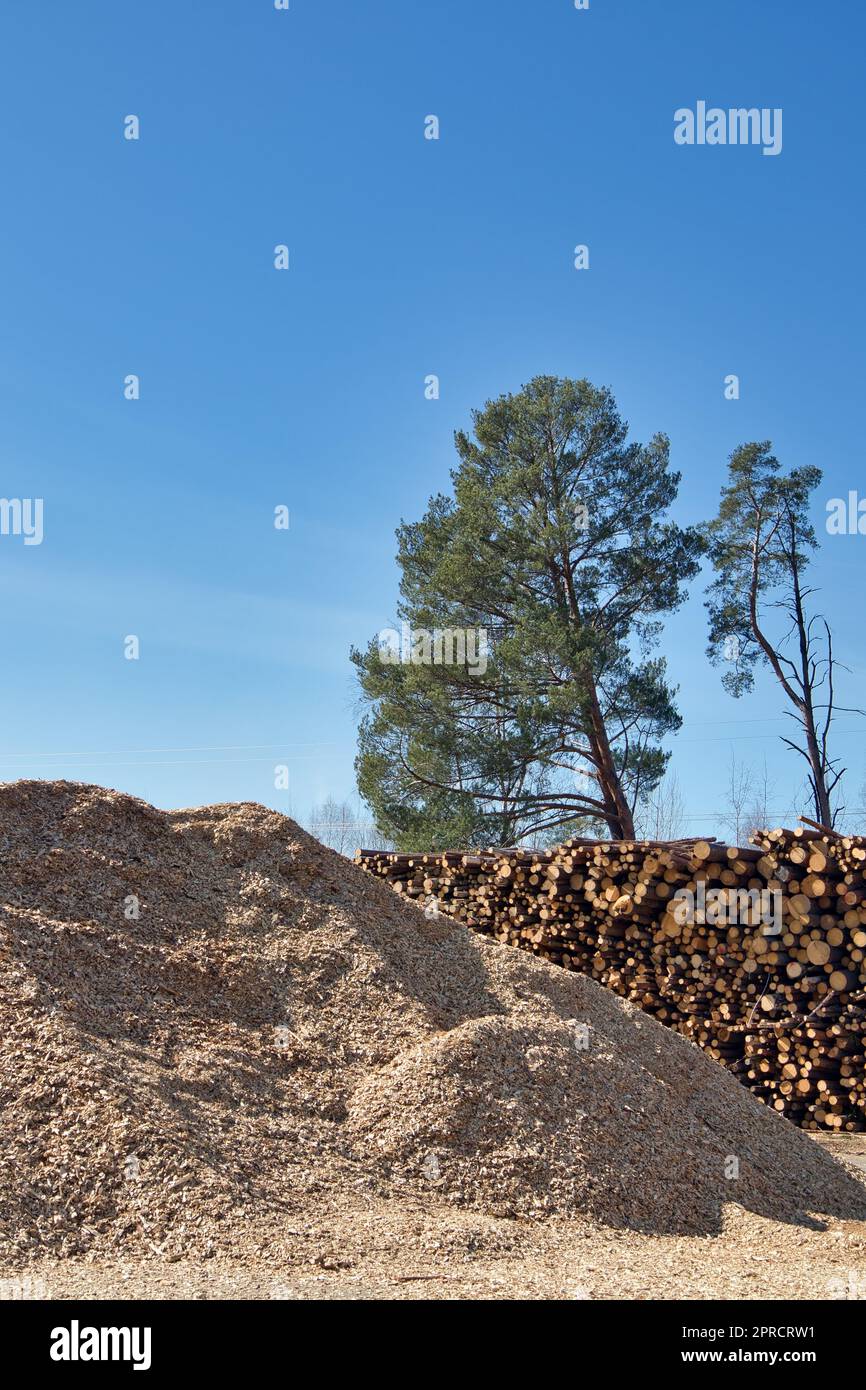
{"left": 4, "top": 780, "right": 866, "bottom": 1263}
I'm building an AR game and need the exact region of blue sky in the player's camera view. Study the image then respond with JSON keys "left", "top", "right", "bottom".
{"left": 0, "top": 0, "right": 863, "bottom": 832}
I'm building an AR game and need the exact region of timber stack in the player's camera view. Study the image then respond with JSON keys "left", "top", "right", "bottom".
{"left": 355, "top": 824, "right": 866, "bottom": 1132}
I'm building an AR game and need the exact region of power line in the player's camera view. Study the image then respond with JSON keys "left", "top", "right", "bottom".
{"left": 0, "top": 718, "right": 863, "bottom": 771}
{"left": 674, "top": 726, "right": 866, "bottom": 744}
{"left": 0, "top": 756, "right": 334, "bottom": 770}
{"left": 0, "top": 741, "right": 339, "bottom": 763}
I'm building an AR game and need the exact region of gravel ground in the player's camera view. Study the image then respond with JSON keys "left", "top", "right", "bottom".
{"left": 5, "top": 1164, "right": 866, "bottom": 1301}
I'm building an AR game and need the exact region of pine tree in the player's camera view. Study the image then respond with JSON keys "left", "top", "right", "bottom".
{"left": 353, "top": 376, "right": 703, "bottom": 847}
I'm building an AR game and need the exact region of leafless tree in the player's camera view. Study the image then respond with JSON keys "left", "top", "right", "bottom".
{"left": 743, "top": 758, "right": 777, "bottom": 839}
{"left": 705, "top": 443, "right": 862, "bottom": 827}
{"left": 718, "top": 751, "right": 754, "bottom": 845}
{"left": 634, "top": 770, "right": 686, "bottom": 840}
{"left": 307, "top": 797, "right": 393, "bottom": 856}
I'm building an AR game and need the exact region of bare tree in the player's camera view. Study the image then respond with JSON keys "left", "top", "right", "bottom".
{"left": 705, "top": 442, "right": 860, "bottom": 827}
{"left": 840, "top": 776, "right": 866, "bottom": 836}
{"left": 308, "top": 798, "right": 355, "bottom": 855}
{"left": 743, "top": 758, "right": 776, "bottom": 839}
{"left": 634, "top": 770, "right": 686, "bottom": 840}
{"left": 307, "top": 798, "right": 393, "bottom": 856}
{"left": 719, "top": 750, "right": 753, "bottom": 846}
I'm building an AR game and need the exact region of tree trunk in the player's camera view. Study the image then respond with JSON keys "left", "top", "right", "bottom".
{"left": 554, "top": 552, "right": 636, "bottom": 840}
{"left": 803, "top": 715, "right": 833, "bottom": 827}
{"left": 586, "top": 681, "right": 635, "bottom": 838}
{"left": 790, "top": 534, "right": 835, "bottom": 827}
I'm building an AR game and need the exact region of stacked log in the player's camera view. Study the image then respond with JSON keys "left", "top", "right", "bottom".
{"left": 356, "top": 825, "right": 866, "bottom": 1131}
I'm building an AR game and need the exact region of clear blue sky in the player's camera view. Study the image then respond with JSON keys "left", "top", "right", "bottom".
{"left": 0, "top": 0, "right": 863, "bottom": 831}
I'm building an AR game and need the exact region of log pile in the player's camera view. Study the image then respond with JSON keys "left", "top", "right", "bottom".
{"left": 356, "top": 825, "right": 866, "bottom": 1131}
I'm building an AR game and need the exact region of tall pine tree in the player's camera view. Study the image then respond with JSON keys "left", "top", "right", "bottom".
{"left": 353, "top": 377, "right": 703, "bottom": 848}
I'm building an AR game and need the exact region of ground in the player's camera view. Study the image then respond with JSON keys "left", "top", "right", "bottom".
{"left": 4, "top": 1135, "right": 866, "bottom": 1302}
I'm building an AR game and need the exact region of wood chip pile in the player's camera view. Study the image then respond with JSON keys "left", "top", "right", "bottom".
{"left": 10, "top": 781, "right": 866, "bottom": 1252}
{"left": 356, "top": 826, "right": 866, "bottom": 1132}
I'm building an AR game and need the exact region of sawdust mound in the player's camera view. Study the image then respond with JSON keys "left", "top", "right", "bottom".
{"left": 1, "top": 780, "right": 864, "bottom": 1261}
